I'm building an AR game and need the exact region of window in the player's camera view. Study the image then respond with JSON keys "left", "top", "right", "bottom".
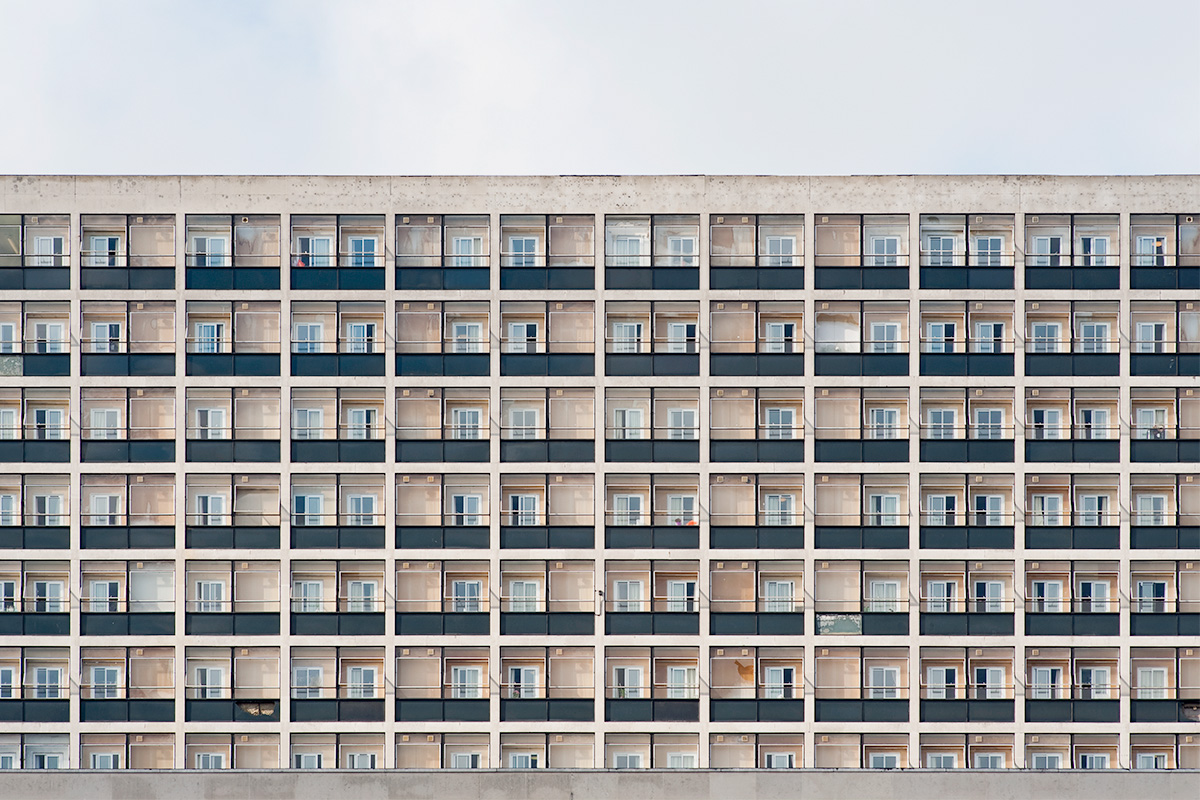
{"left": 507, "top": 666, "right": 538, "bottom": 699}
{"left": 763, "top": 235, "right": 796, "bottom": 267}
{"left": 1029, "top": 408, "right": 1061, "bottom": 440}
{"left": 508, "top": 408, "right": 539, "bottom": 440}
{"left": 610, "top": 236, "right": 642, "bottom": 267}
{"left": 612, "top": 665, "right": 643, "bottom": 698}
{"left": 867, "top": 666, "right": 900, "bottom": 698}
{"left": 1077, "top": 408, "right": 1109, "bottom": 440}
{"left": 194, "top": 752, "right": 224, "bottom": 769}
{"left": 1078, "top": 494, "right": 1108, "bottom": 527}
{"left": 926, "top": 580, "right": 955, "bottom": 613}
{"left": 90, "top": 322, "right": 121, "bottom": 353}
{"left": 345, "top": 322, "right": 375, "bottom": 354}
{"left": 32, "top": 235, "right": 65, "bottom": 267}
{"left": 33, "top": 580, "right": 64, "bottom": 612}
{"left": 1029, "top": 494, "right": 1063, "bottom": 526}
{"left": 0, "top": 580, "right": 14, "bottom": 611}
{"left": 1078, "top": 236, "right": 1109, "bottom": 267}
{"left": 764, "top": 579, "right": 795, "bottom": 612}
{"left": 348, "top": 666, "right": 376, "bottom": 698}
{"left": 31, "top": 753, "right": 62, "bottom": 770}
{"left": 1136, "top": 667, "right": 1168, "bottom": 700}
{"left": 192, "top": 235, "right": 228, "bottom": 268}
{"left": 764, "top": 666, "right": 795, "bottom": 699}
{"left": 1136, "top": 753, "right": 1168, "bottom": 770}
{"left": 508, "top": 579, "right": 540, "bottom": 613}
{"left": 926, "top": 408, "right": 956, "bottom": 440}
{"left": 968, "top": 666, "right": 1005, "bottom": 701}
{"left": 346, "top": 753, "right": 376, "bottom": 769}
{"left": 974, "top": 753, "right": 1004, "bottom": 769}
{"left": 89, "top": 408, "right": 121, "bottom": 440}
{"left": 1135, "top": 235, "right": 1166, "bottom": 267}
{"left": 764, "top": 752, "right": 795, "bottom": 769}
{"left": 292, "top": 408, "right": 324, "bottom": 440}
{"left": 869, "top": 753, "right": 899, "bottom": 769}
{"left": 195, "top": 494, "right": 227, "bottom": 526}
{"left": 91, "top": 666, "right": 119, "bottom": 699}
{"left": 87, "top": 235, "right": 120, "bottom": 267}
{"left": 926, "top": 322, "right": 955, "bottom": 353}
{"left": 89, "top": 494, "right": 120, "bottom": 526}
{"left": 33, "top": 494, "right": 64, "bottom": 527}
{"left": 925, "top": 494, "right": 956, "bottom": 526}
{"left": 612, "top": 494, "right": 643, "bottom": 526}
{"left": 451, "top": 322, "right": 483, "bottom": 353}
{"left": 613, "top": 753, "right": 642, "bottom": 769}
{"left": 0, "top": 324, "right": 13, "bottom": 355}
{"left": 450, "top": 665, "right": 482, "bottom": 698}
{"left": 506, "top": 322, "right": 538, "bottom": 354}
{"left": 868, "top": 407, "right": 900, "bottom": 440}
{"left": 1031, "top": 753, "right": 1061, "bottom": 769}
{"left": 666, "top": 665, "right": 698, "bottom": 698}
{"left": 868, "top": 580, "right": 901, "bottom": 612}
{"left": 1030, "top": 666, "right": 1061, "bottom": 700}
{"left": 666, "top": 235, "right": 697, "bottom": 267}
{"left": 612, "top": 408, "right": 643, "bottom": 440}
{"left": 666, "top": 753, "right": 696, "bottom": 769}
{"left": 667, "top": 494, "right": 696, "bottom": 524}
{"left": 1135, "top": 322, "right": 1166, "bottom": 354}
{"left": 1030, "top": 580, "right": 1063, "bottom": 613}
{"left": 347, "top": 408, "right": 376, "bottom": 440}
{"left": 0, "top": 410, "right": 14, "bottom": 441}
{"left": 292, "top": 580, "right": 323, "bottom": 613}
{"left": 33, "top": 408, "right": 64, "bottom": 439}
{"left": 974, "top": 581, "right": 1005, "bottom": 614}
{"left": 509, "top": 753, "right": 538, "bottom": 769}
{"left": 973, "top": 408, "right": 1003, "bottom": 439}
{"left": 667, "top": 408, "right": 697, "bottom": 440}
{"left": 507, "top": 235, "right": 538, "bottom": 267}
{"left": 868, "top": 322, "right": 900, "bottom": 353}
{"left": 193, "top": 322, "right": 224, "bottom": 354}
{"left": 666, "top": 579, "right": 696, "bottom": 612}
{"left": 450, "top": 494, "right": 482, "bottom": 527}
{"left": 1135, "top": 407, "right": 1168, "bottom": 440}
{"left": 926, "top": 234, "right": 956, "bottom": 267}
{"left": 763, "top": 321, "right": 797, "bottom": 353}
{"left": 867, "top": 235, "right": 899, "bottom": 267}
{"left": 974, "top": 236, "right": 1003, "bottom": 266}
{"left": 1135, "top": 580, "right": 1167, "bottom": 614}
{"left": 611, "top": 322, "right": 643, "bottom": 353}
{"left": 764, "top": 494, "right": 796, "bottom": 526}
{"left": 926, "top": 753, "right": 957, "bottom": 769}
{"left": 90, "top": 753, "right": 119, "bottom": 769}
{"left": 1031, "top": 235, "right": 1064, "bottom": 267}
{"left": 1079, "top": 580, "right": 1111, "bottom": 613}
{"left": 508, "top": 494, "right": 538, "bottom": 526}
{"left": 450, "top": 752, "right": 481, "bottom": 769}
{"left": 450, "top": 408, "right": 482, "bottom": 440}
{"left": 1030, "top": 322, "right": 1061, "bottom": 353}
{"left": 1135, "top": 494, "right": 1168, "bottom": 526}
{"left": 1078, "top": 754, "right": 1109, "bottom": 770}
{"left": 867, "top": 493, "right": 900, "bottom": 526}
{"left": 292, "top": 493, "right": 323, "bottom": 526}
{"left": 450, "top": 236, "right": 482, "bottom": 267}
{"left": 1079, "top": 666, "right": 1110, "bottom": 699}
{"left": 292, "top": 322, "right": 323, "bottom": 354}
{"left": 33, "top": 322, "right": 65, "bottom": 354}
{"left": 193, "top": 407, "right": 227, "bottom": 440}
{"left": 293, "top": 753, "right": 322, "bottom": 770}
{"left": 764, "top": 407, "right": 795, "bottom": 440}
{"left": 34, "top": 666, "right": 62, "bottom": 698}
{"left": 451, "top": 579, "right": 482, "bottom": 613}
{"left": 89, "top": 580, "right": 120, "bottom": 612}
{"left": 665, "top": 321, "right": 696, "bottom": 353}
{"left": 1079, "top": 322, "right": 1109, "bottom": 353}
{"left": 348, "top": 579, "right": 377, "bottom": 612}
{"left": 195, "top": 580, "right": 225, "bottom": 613}
{"left": 347, "top": 236, "right": 377, "bottom": 267}
{"left": 973, "top": 321, "right": 1003, "bottom": 353}
{"left": 612, "top": 580, "right": 644, "bottom": 613}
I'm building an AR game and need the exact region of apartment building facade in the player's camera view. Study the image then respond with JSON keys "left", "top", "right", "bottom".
{"left": 0, "top": 174, "right": 1196, "bottom": 774}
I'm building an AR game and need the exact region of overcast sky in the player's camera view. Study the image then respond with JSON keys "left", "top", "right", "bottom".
{"left": 3, "top": 0, "right": 1198, "bottom": 175}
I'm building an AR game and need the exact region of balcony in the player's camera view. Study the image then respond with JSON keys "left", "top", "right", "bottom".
{"left": 79, "top": 698, "right": 174, "bottom": 722}
{"left": 396, "top": 214, "right": 490, "bottom": 290}
{"left": 814, "top": 526, "right": 908, "bottom": 549}
{"left": 1025, "top": 525, "right": 1119, "bottom": 550}
{"left": 1024, "top": 613, "right": 1119, "bottom": 636}
{"left": 184, "top": 525, "right": 280, "bottom": 549}
{"left": 80, "top": 612, "right": 174, "bottom": 636}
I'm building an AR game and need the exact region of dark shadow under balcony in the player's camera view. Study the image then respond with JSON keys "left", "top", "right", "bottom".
{"left": 185, "top": 699, "right": 279, "bottom": 722}
{"left": 80, "top": 525, "right": 175, "bottom": 549}
{"left": 289, "top": 526, "right": 385, "bottom": 549}
{"left": 1024, "top": 613, "right": 1119, "bottom": 636}
{"left": 0, "top": 440, "right": 69, "bottom": 462}
{"left": 813, "top": 698, "right": 908, "bottom": 722}
{"left": 0, "top": 613, "right": 69, "bottom": 636}
{"left": 1025, "top": 266, "right": 1118, "bottom": 290}
{"left": 81, "top": 353, "right": 175, "bottom": 376}
{"left": 396, "top": 440, "right": 489, "bottom": 463}
{"left": 185, "top": 613, "right": 280, "bottom": 636}
{"left": 605, "top": 353, "right": 699, "bottom": 377}
{"left": 1025, "top": 440, "right": 1119, "bottom": 463}
{"left": 1130, "top": 613, "right": 1200, "bottom": 636}
{"left": 291, "top": 354, "right": 385, "bottom": 377}
{"left": 184, "top": 526, "right": 280, "bottom": 549}
{"left": 920, "top": 266, "right": 1012, "bottom": 290}
{"left": 500, "top": 697, "right": 595, "bottom": 721}
{"left": 813, "top": 526, "right": 908, "bottom": 549}
{"left": 710, "top": 525, "right": 804, "bottom": 549}
{"left": 500, "top": 612, "right": 594, "bottom": 636}
{"left": 186, "top": 267, "right": 279, "bottom": 290}
{"left": 605, "top": 698, "right": 699, "bottom": 722}
{"left": 395, "top": 698, "right": 489, "bottom": 721}
{"left": 920, "top": 440, "right": 1014, "bottom": 463}
{"left": 1130, "top": 267, "right": 1200, "bottom": 290}
{"left": 710, "top": 353, "right": 804, "bottom": 377}
{"left": 79, "top": 699, "right": 174, "bottom": 722}
{"left": 815, "top": 267, "right": 907, "bottom": 289}
{"left": 186, "top": 440, "right": 279, "bottom": 463}
{"left": 291, "top": 440, "right": 385, "bottom": 463}
{"left": 815, "top": 439, "right": 908, "bottom": 462}
{"left": 710, "top": 440, "right": 805, "bottom": 463}
{"left": 1131, "top": 439, "right": 1200, "bottom": 462}
{"left": 290, "top": 612, "right": 385, "bottom": 636}
{"left": 1025, "top": 353, "right": 1119, "bottom": 377}
{"left": 710, "top": 698, "right": 804, "bottom": 722}
{"left": 395, "top": 525, "right": 489, "bottom": 549}
{"left": 82, "top": 267, "right": 174, "bottom": 290}
{"left": 709, "top": 611, "right": 804, "bottom": 636}
{"left": 605, "top": 440, "right": 698, "bottom": 463}
{"left": 919, "top": 525, "right": 1014, "bottom": 549}
{"left": 499, "top": 525, "right": 593, "bottom": 549}
{"left": 501, "top": 266, "right": 594, "bottom": 291}
{"left": 605, "top": 525, "right": 698, "bottom": 549}
{"left": 396, "top": 612, "right": 489, "bottom": 635}
{"left": 83, "top": 440, "right": 176, "bottom": 463}
{"left": 499, "top": 440, "right": 594, "bottom": 463}
{"left": 291, "top": 266, "right": 384, "bottom": 291}
{"left": 1025, "top": 698, "right": 1119, "bottom": 722}
{"left": 396, "top": 353, "right": 489, "bottom": 377}
{"left": 1131, "top": 526, "right": 1200, "bottom": 549}
{"left": 0, "top": 700, "right": 69, "bottom": 722}
{"left": 396, "top": 266, "right": 489, "bottom": 291}
{"left": 1131, "top": 353, "right": 1200, "bottom": 376}
{"left": 919, "top": 353, "right": 1014, "bottom": 376}
{"left": 920, "top": 698, "right": 1013, "bottom": 722}
{"left": 1025, "top": 526, "right": 1119, "bottom": 549}
{"left": 919, "top": 612, "right": 1014, "bottom": 636}
{"left": 0, "top": 527, "right": 70, "bottom": 549}
{"left": 185, "top": 353, "right": 280, "bottom": 377}
{"left": 814, "top": 353, "right": 908, "bottom": 376}
{"left": 501, "top": 353, "right": 594, "bottom": 377}
{"left": 291, "top": 698, "right": 385, "bottom": 722}
{"left": 79, "top": 612, "right": 174, "bottom": 636}
{"left": 604, "top": 612, "right": 699, "bottom": 635}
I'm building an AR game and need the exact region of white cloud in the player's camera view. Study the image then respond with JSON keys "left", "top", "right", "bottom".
{"left": 1, "top": 0, "right": 1197, "bottom": 174}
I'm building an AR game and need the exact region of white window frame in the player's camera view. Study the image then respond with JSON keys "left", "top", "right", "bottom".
{"left": 451, "top": 579, "right": 482, "bottom": 613}
{"left": 345, "top": 322, "right": 375, "bottom": 354}
{"left": 925, "top": 321, "right": 955, "bottom": 353}
{"left": 868, "top": 322, "right": 900, "bottom": 353}
{"left": 450, "top": 321, "right": 483, "bottom": 353}
{"left": 612, "top": 494, "right": 644, "bottom": 526}
{"left": 293, "top": 322, "right": 324, "bottom": 354}
{"left": 450, "top": 407, "right": 483, "bottom": 440}
{"left": 867, "top": 493, "right": 900, "bottom": 526}
{"left": 1031, "top": 580, "right": 1064, "bottom": 613}
{"left": 450, "top": 493, "right": 482, "bottom": 527}
{"left": 611, "top": 321, "right": 643, "bottom": 354}
{"left": 612, "top": 665, "right": 643, "bottom": 699}
{"left": 867, "top": 235, "right": 900, "bottom": 267}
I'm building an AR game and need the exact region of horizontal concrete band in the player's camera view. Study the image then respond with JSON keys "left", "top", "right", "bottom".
{"left": 1, "top": 770, "right": 1198, "bottom": 800}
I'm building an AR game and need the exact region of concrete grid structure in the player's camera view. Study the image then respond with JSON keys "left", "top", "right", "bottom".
{"left": 0, "top": 175, "right": 1197, "bottom": 779}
